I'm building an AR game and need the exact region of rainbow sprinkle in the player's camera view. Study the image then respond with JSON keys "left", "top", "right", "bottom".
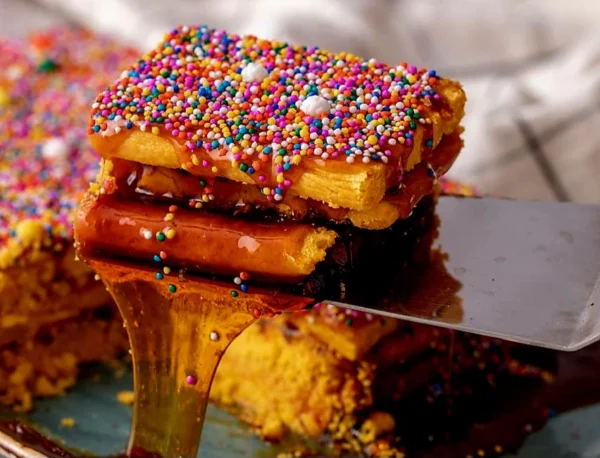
{"left": 90, "top": 25, "right": 443, "bottom": 201}
{"left": 0, "top": 28, "right": 139, "bottom": 256}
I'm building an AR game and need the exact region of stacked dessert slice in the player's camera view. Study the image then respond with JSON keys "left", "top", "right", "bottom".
{"left": 76, "top": 25, "right": 465, "bottom": 305}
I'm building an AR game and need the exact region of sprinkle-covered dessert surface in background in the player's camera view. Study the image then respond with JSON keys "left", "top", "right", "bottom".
{"left": 0, "top": 27, "right": 139, "bottom": 261}
{"left": 90, "top": 25, "right": 448, "bottom": 200}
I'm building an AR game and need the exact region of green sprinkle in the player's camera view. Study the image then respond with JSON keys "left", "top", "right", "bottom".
{"left": 168, "top": 284, "right": 177, "bottom": 293}
{"left": 345, "top": 319, "right": 353, "bottom": 327}
{"left": 231, "top": 291, "right": 239, "bottom": 298}
{"left": 199, "top": 180, "right": 207, "bottom": 186}
{"left": 37, "top": 58, "right": 59, "bottom": 73}
{"left": 156, "top": 232, "right": 166, "bottom": 242}
{"left": 239, "top": 163, "right": 248, "bottom": 172}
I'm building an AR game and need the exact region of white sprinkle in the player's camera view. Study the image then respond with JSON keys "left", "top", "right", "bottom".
{"left": 234, "top": 277, "right": 242, "bottom": 285}
{"left": 241, "top": 62, "right": 268, "bottom": 82}
{"left": 41, "top": 137, "right": 68, "bottom": 160}
{"left": 299, "top": 95, "right": 331, "bottom": 117}
{"left": 210, "top": 331, "right": 220, "bottom": 341}
{"left": 141, "top": 229, "right": 152, "bottom": 240}
{"left": 362, "top": 157, "right": 371, "bottom": 164}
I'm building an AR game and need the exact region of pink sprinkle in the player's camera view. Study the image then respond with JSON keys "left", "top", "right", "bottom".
{"left": 186, "top": 375, "right": 197, "bottom": 385}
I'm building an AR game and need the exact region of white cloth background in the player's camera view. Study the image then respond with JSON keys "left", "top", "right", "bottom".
{"left": 2, "top": 0, "right": 599, "bottom": 203}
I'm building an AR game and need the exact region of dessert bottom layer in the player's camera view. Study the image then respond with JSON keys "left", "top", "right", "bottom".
{"left": 212, "top": 314, "right": 557, "bottom": 458}
{"left": 0, "top": 306, "right": 128, "bottom": 412}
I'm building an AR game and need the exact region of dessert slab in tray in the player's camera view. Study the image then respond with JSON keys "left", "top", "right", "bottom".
{"left": 0, "top": 365, "right": 599, "bottom": 458}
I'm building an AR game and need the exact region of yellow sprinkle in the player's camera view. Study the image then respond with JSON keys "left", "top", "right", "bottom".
{"left": 202, "top": 195, "right": 210, "bottom": 202}
{"left": 276, "top": 174, "right": 284, "bottom": 183}
{"left": 166, "top": 228, "right": 176, "bottom": 239}
{"left": 151, "top": 126, "right": 160, "bottom": 135}
{"left": 163, "top": 267, "right": 171, "bottom": 274}
{"left": 211, "top": 166, "right": 218, "bottom": 173}
{"left": 292, "top": 155, "right": 302, "bottom": 165}
{"left": 194, "top": 202, "right": 203, "bottom": 209}
{"left": 0, "top": 88, "right": 10, "bottom": 107}
{"left": 164, "top": 213, "right": 174, "bottom": 222}
{"left": 262, "top": 187, "right": 271, "bottom": 195}
{"left": 191, "top": 154, "right": 200, "bottom": 166}
{"left": 117, "top": 391, "right": 135, "bottom": 405}
{"left": 60, "top": 418, "right": 75, "bottom": 428}
{"left": 407, "top": 74, "right": 417, "bottom": 84}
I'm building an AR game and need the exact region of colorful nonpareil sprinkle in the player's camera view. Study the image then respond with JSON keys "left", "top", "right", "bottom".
{"left": 0, "top": 27, "right": 139, "bottom": 256}
{"left": 90, "top": 25, "right": 443, "bottom": 200}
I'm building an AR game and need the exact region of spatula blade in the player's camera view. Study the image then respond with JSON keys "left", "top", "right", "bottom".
{"left": 327, "top": 196, "right": 600, "bottom": 351}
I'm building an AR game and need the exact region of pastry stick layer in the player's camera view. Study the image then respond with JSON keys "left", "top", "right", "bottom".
{"left": 89, "top": 25, "right": 465, "bottom": 211}
{"left": 100, "top": 127, "right": 462, "bottom": 230}
{"left": 74, "top": 191, "right": 437, "bottom": 300}
{"left": 75, "top": 193, "right": 337, "bottom": 281}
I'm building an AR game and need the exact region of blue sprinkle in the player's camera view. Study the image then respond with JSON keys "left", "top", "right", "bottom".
{"left": 247, "top": 167, "right": 255, "bottom": 174}
{"left": 240, "top": 284, "right": 248, "bottom": 293}
{"left": 225, "top": 137, "right": 233, "bottom": 144}
{"left": 263, "top": 146, "right": 272, "bottom": 154}
{"left": 426, "top": 139, "right": 433, "bottom": 148}
{"left": 93, "top": 125, "right": 100, "bottom": 132}
{"left": 275, "top": 188, "right": 283, "bottom": 195}
{"left": 126, "top": 121, "right": 133, "bottom": 129}
{"left": 156, "top": 273, "right": 164, "bottom": 280}
{"left": 211, "top": 140, "right": 219, "bottom": 149}
{"left": 283, "top": 163, "right": 291, "bottom": 170}
{"left": 153, "top": 255, "right": 161, "bottom": 262}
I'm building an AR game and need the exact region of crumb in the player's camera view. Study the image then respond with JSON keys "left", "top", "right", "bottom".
{"left": 117, "top": 390, "right": 135, "bottom": 405}
{"left": 60, "top": 417, "right": 75, "bottom": 428}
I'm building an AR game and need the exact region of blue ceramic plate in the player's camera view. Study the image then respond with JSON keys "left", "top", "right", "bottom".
{"left": 1, "top": 365, "right": 599, "bottom": 458}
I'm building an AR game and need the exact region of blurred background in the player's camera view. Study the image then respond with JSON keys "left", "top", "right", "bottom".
{"left": 1, "top": 0, "right": 599, "bottom": 203}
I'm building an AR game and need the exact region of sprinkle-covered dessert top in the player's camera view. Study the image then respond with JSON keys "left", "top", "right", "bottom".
{"left": 90, "top": 25, "right": 445, "bottom": 198}
{"left": 0, "top": 28, "right": 139, "bottom": 259}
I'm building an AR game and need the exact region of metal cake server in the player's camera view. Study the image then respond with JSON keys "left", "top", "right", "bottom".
{"left": 327, "top": 196, "right": 600, "bottom": 352}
